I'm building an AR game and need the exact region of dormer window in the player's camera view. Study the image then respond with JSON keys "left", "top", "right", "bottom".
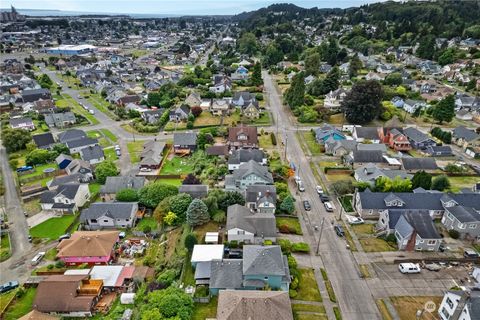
{"left": 237, "top": 133, "right": 247, "bottom": 141}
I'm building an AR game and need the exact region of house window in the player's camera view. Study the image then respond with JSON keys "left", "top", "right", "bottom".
{"left": 126, "top": 219, "right": 129, "bottom": 222}
{"left": 441, "top": 307, "right": 450, "bottom": 319}
{"left": 458, "top": 223, "right": 466, "bottom": 229}
{"left": 238, "top": 230, "right": 245, "bottom": 235}
{"left": 469, "top": 224, "right": 476, "bottom": 229}
{"left": 427, "top": 240, "right": 436, "bottom": 245}
{"left": 103, "top": 220, "right": 109, "bottom": 223}
{"left": 446, "top": 297, "right": 454, "bottom": 309}
{"left": 91, "top": 219, "right": 97, "bottom": 223}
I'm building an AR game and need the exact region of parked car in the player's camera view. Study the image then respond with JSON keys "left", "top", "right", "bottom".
{"left": 398, "top": 263, "right": 421, "bottom": 274}
{"left": 303, "top": 200, "right": 311, "bottom": 211}
{"left": 16, "top": 166, "right": 33, "bottom": 172}
{"left": 294, "top": 175, "right": 301, "bottom": 183}
{"left": 316, "top": 185, "right": 323, "bottom": 194}
{"left": 139, "top": 167, "right": 152, "bottom": 172}
{"left": 464, "top": 248, "right": 479, "bottom": 258}
{"left": 334, "top": 225, "right": 344, "bottom": 237}
{"left": 31, "top": 252, "right": 45, "bottom": 266}
{"left": 58, "top": 233, "right": 71, "bottom": 242}
{"left": 115, "top": 149, "right": 121, "bottom": 157}
{"left": 297, "top": 180, "right": 305, "bottom": 192}
{"left": 425, "top": 263, "right": 441, "bottom": 272}
{"left": 89, "top": 109, "right": 95, "bottom": 115}
{"left": 320, "top": 194, "right": 330, "bottom": 203}
{"left": 27, "top": 235, "right": 32, "bottom": 243}
{"left": 0, "top": 281, "right": 19, "bottom": 293}
{"left": 324, "top": 202, "right": 334, "bottom": 212}
{"left": 114, "top": 145, "right": 121, "bottom": 150}
{"left": 345, "top": 215, "right": 364, "bottom": 225}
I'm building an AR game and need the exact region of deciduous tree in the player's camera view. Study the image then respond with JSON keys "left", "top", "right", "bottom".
{"left": 94, "top": 160, "right": 119, "bottom": 184}
{"left": 342, "top": 80, "right": 383, "bottom": 124}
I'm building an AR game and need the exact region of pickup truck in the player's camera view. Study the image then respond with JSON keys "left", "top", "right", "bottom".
{"left": 0, "top": 281, "right": 19, "bottom": 293}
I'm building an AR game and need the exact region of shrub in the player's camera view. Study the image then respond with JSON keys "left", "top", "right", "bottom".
{"left": 270, "top": 132, "right": 277, "bottom": 145}
{"left": 55, "top": 260, "right": 65, "bottom": 269}
{"left": 292, "top": 242, "right": 310, "bottom": 253}
{"left": 186, "top": 120, "right": 194, "bottom": 129}
{"left": 448, "top": 229, "right": 460, "bottom": 239}
{"left": 47, "top": 264, "right": 54, "bottom": 270}
{"left": 385, "top": 234, "right": 397, "bottom": 243}
{"left": 184, "top": 233, "right": 197, "bottom": 251}
{"left": 289, "top": 289, "right": 298, "bottom": 298}
{"left": 278, "top": 224, "right": 296, "bottom": 234}
{"left": 15, "top": 288, "right": 25, "bottom": 298}
{"left": 278, "top": 239, "right": 292, "bottom": 253}
{"left": 263, "top": 240, "right": 273, "bottom": 245}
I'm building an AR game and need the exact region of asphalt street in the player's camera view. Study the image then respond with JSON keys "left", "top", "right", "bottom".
{"left": 264, "top": 71, "right": 381, "bottom": 320}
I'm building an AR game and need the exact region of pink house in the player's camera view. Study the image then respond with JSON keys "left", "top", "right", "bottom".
{"left": 56, "top": 231, "right": 119, "bottom": 266}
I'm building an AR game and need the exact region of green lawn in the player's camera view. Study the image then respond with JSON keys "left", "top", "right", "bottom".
{"left": 29, "top": 215, "right": 76, "bottom": 240}
{"left": 296, "top": 268, "right": 322, "bottom": 302}
{"left": 88, "top": 183, "right": 102, "bottom": 196}
{"left": 352, "top": 224, "right": 397, "bottom": 252}
{"left": 248, "top": 112, "right": 272, "bottom": 125}
{"left": 338, "top": 195, "right": 354, "bottom": 212}
{"left": 3, "top": 288, "right": 36, "bottom": 320}
{"left": 58, "top": 93, "right": 99, "bottom": 125}
{"left": 192, "top": 296, "right": 218, "bottom": 320}
{"left": 100, "top": 129, "right": 118, "bottom": 142}
{"left": 104, "top": 147, "right": 118, "bottom": 161}
{"left": 300, "top": 131, "right": 321, "bottom": 155}
{"left": 259, "top": 133, "right": 275, "bottom": 149}
{"left": 276, "top": 217, "right": 303, "bottom": 235}
{"left": 448, "top": 176, "right": 480, "bottom": 193}
{"left": 0, "top": 289, "right": 17, "bottom": 313}
{"left": 86, "top": 93, "right": 116, "bottom": 119}
{"left": 160, "top": 156, "right": 194, "bottom": 175}
{"left": 181, "top": 255, "right": 195, "bottom": 286}
{"left": 157, "top": 178, "right": 183, "bottom": 186}
{"left": 18, "top": 163, "right": 57, "bottom": 182}
{"left": 44, "top": 248, "right": 58, "bottom": 261}
{"left": 127, "top": 141, "right": 146, "bottom": 164}
{"left": 135, "top": 217, "right": 158, "bottom": 232}
{"left": 86, "top": 130, "right": 111, "bottom": 147}
{"left": 0, "top": 234, "right": 11, "bottom": 262}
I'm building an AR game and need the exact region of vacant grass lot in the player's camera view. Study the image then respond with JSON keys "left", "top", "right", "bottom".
{"left": 276, "top": 217, "right": 303, "bottom": 235}
{"left": 127, "top": 141, "right": 146, "bottom": 164}
{"left": 160, "top": 156, "right": 194, "bottom": 175}
{"left": 135, "top": 217, "right": 158, "bottom": 232}
{"left": 59, "top": 93, "right": 99, "bottom": 125}
{"left": 3, "top": 288, "right": 36, "bottom": 320}
{"left": 296, "top": 268, "right": 322, "bottom": 302}
{"left": 100, "top": 129, "right": 118, "bottom": 142}
{"left": 352, "top": 224, "right": 397, "bottom": 252}
{"left": 157, "top": 178, "right": 183, "bottom": 186}
{"left": 30, "top": 215, "right": 76, "bottom": 240}
{"left": 300, "top": 131, "right": 321, "bottom": 155}
{"left": 259, "top": 133, "right": 275, "bottom": 149}
{"left": 390, "top": 296, "right": 442, "bottom": 320}
{"left": 0, "top": 234, "right": 11, "bottom": 262}
{"left": 104, "top": 147, "right": 118, "bottom": 161}
{"left": 448, "top": 176, "right": 480, "bottom": 193}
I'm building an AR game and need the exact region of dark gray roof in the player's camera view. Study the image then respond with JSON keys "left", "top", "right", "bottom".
{"left": 358, "top": 192, "right": 480, "bottom": 211}
{"left": 401, "top": 211, "right": 441, "bottom": 239}
{"left": 58, "top": 129, "right": 86, "bottom": 143}
{"left": 40, "top": 184, "right": 81, "bottom": 203}
{"left": 446, "top": 206, "right": 480, "bottom": 223}
{"left": 228, "top": 149, "right": 266, "bottom": 165}
{"left": 357, "top": 143, "right": 387, "bottom": 152}
{"left": 80, "top": 145, "right": 104, "bottom": 161}
{"left": 242, "top": 245, "right": 286, "bottom": 276}
{"left": 194, "top": 261, "right": 211, "bottom": 280}
{"left": 32, "top": 133, "right": 55, "bottom": 147}
{"left": 227, "top": 204, "right": 276, "bottom": 237}
{"left": 173, "top": 132, "right": 197, "bottom": 146}
{"left": 39, "top": 190, "right": 56, "bottom": 203}
{"left": 245, "top": 185, "right": 277, "bottom": 203}
{"left": 44, "top": 112, "right": 76, "bottom": 126}
{"left": 453, "top": 126, "right": 479, "bottom": 142}
{"left": 231, "top": 160, "right": 273, "bottom": 184}
{"left": 80, "top": 202, "right": 137, "bottom": 222}
{"left": 352, "top": 150, "right": 384, "bottom": 163}
{"left": 178, "top": 185, "right": 208, "bottom": 199}
{"left": 425, "top": 145, "right": 452, "bottom": 155}
{"left": 9, "top": 117, "right": 33, "bottom": 127}
{"left": 403, "top": 127, "right": 431, "bottom": 143}
{"left": 387, "top": 209, "right": 430, "bottom": 229}
{"left": 66, "top": 137, "right": 98, "bottom": 149}
{"left": 402, "top": 157, "right": 437, "bottom": 170}
{"left": 354, "top": 127, "right": 379, "bottom": 140}
{"left": 47, "top": 173, "right": 87, "bottom": 189}
{"left": 101, "top": 176, "right": 146, "bottom": 194}
{"left": 209, "top": 259, "right": 243, "bottom": 289}
{"left": 206, "top": 145, "right": 229, "bottom": 156}
{"left": 140, "top": 141, "right": 165, "bottom": 166}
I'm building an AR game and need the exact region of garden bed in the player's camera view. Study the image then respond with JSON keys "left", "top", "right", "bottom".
{"left": 276, "top": 217, "right": 303, "bottom": 235}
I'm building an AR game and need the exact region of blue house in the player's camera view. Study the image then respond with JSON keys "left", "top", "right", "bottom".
{"left": 391, "top": 96, "right": 405, "bottom": 108}
{"left": 206, "top": 245, "right": 290, "bottom": 295}
{"left": 236, "top": 66, "right": 249, "bottom": 75}
{"left": 55, "top": 154, "right": 73, "bottom": 170}
{"left": 314, "top": 124, "right": 346, "bottom": 144}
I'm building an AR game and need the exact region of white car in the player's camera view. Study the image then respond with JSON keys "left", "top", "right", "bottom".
{"left": 140, "top": 167, "right": 152, "bottom": 172}
{"left": 114, "top": 145, "right": 121, "bottom": 150}
{"left": 31, "top": 252, "right": 46, "bottom": 266}
{"left": 89, "top": 110, "right": 95, "bottom": 115}
{"left": 398, "top": 263, "right": 421, "bottom": 274}
{"left": 345, "top": 215, "right": 364, "bottom": 225}
{"left": 316, "top": 185, "right": 323, "bottom": 194}
{"left": 294, "top": 175, "right": 301, "bottom": 183}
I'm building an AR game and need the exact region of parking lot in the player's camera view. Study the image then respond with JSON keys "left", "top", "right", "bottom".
{"left": 366, "top": 262, "right": 474, "bottom": 298}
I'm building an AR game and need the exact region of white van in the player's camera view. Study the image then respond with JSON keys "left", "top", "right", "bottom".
{"left": 31, "top": 252, "right": 46, "bottom": 266}
{"left": 324, "top": 202, "right": 334, "bottom": 212}
{"left": 398, "top": 263, "right": 421, "bottom": 274}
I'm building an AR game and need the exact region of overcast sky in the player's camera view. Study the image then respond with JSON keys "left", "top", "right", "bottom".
{"left": 5, "top": 0, "right": 387, "bottom": 15}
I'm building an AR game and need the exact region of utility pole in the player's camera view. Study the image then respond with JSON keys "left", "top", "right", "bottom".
{"left": 316, "top": 217, "right": 326, "bottom": 255}
{"left": 284, "top": 134, "right": 288, "bottom": 160}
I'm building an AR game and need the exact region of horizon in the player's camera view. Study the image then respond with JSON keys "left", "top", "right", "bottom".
{"left": 2, "top": 0, "right": 388, "bottom": 16}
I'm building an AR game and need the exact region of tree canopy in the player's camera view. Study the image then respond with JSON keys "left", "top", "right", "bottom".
{"left": 94, "top": 161, "right": 119, "bottom": 184}
{"left": 186, "top": 198, "right": 210, "bottom": 226}
{"left": 138, "top": 183, "right": 178, "bottom": 208}
{"left": 342, "top": 80, "right": 383, "bottom": 124}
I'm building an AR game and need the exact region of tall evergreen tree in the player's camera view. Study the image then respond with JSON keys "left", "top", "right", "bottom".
{"left": 411, "top": 171, "right": 432, "bottom": 190}
{"left": 186, "top": 199, "right": 210, "bottom": 227}
{"left": 341, "top": 80, "right": 383, "bottom": 124}
{"left": 432, "top": 95, "right": 455, "bottom": 124}
{"left": 284, "top": 72, "right": 305, "bottom": 109}
{"left": 251, "top": 62, "right": 263, "bottom": 86}
{"left": 348, "top": 54, "right": 363, "bottom": 78}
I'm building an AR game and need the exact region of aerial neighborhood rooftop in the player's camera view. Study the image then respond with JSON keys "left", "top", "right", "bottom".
{"left": 1, "top": 1, "right": 480, "bottom": 320}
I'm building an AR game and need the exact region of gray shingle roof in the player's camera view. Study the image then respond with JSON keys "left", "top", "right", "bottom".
{"left": 58, "top": 129, "right": 86, "bottom": 143}
{"left": 453, "top": 126, "right": 479, "bottom": 142}
{"left": 245, "top": 185, "right": 277, "bottom": 203}
{"left": 173, "top": 132, "right": 197, "bottom": 146}
{"left": 80, "top": 145, "right": 104, "bottom": 161}
{"left": 226, "top": 204, "right": 276, "bottom": 238}
{"left": 228, "top": 149, "right": 266, "bottom": 165}
{"left": 9, "top": 117, "right": 33, "bottom": 127}
{"left": 66, "top": 137, "right": 98, "bottom": 149}
{"left": 401, "top": 211, "right": 441, "bottom": 239}
{"left": 194, "top": 261, "right": 211, "bottom": 280}
{"left": 80, "top": 202, "right": 137, "bottom": 222}
{"left": 357, "top": 143, "right": 387, "bottom": 152}
{"left": 178, "top": 185, "right": 208, "bottom": 199}
{"left": 352, "top": 150, "right": 384, "bottom": 163}
{"left": 403, "top": 127, "right": 431, "bottom": 143}
{"left": 354, "top": 127, "right": 379, "bottom": 140}
{"left": 401, "top": 157, "right": 437, "bottom": 170}
{"left": 100, "top": 176, "right": 146, "bottom": 194}
{"left": 209, "top": 259, "right": 243, "bottom": 289}
{"left": 446, "top": 206, "right": 480, "bottom": 223}
{"left": 40, "top": 184, "right": 81, "bottom": 203}
{"left": 242, "top": 245, "right": 286, "bottom": 276}
{"left": 231, "top": 160, "right": 273, "bottom": 184}
{"left": 358, "top": 192, "right": 480, "bottom": 211}
{"left": 32, "top": 132, "right": 55, "bottom": 148}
